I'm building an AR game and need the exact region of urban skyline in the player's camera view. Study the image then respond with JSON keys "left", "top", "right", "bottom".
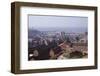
{"left": 28, "top": 15, "right": 88, "bottom": 60}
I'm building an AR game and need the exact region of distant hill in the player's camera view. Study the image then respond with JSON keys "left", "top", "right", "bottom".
{"left": 28, "top": 29, "right": 41, "bottom": 38}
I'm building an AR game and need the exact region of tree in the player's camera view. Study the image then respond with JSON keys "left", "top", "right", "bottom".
{"left": 76, "top": 36, "right": 79, "bottom": 42}
{"left": 66, "top": 37, "right": 71, "bottom": 43}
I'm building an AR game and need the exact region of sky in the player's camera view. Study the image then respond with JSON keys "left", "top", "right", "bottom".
{"left": 28, "top": 15, "right": 88, "bottom": 33}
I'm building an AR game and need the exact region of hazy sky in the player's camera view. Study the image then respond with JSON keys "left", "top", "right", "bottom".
{"left": 28, "top": 15, "right": 88, "bottom": 33}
